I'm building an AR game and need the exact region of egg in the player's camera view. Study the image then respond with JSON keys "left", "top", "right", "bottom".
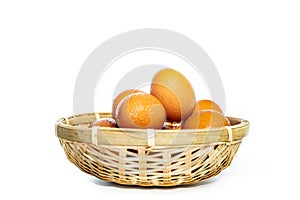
{"left": 89, "top": 118, "right": 117, "bottom": 128}
{"left": 116, "top": 93, "right": 166, "bottom": 129}
{"left": 182, "top": 110, "right": 231, "bottom": 129}
{"left": 112, "top": 89, "right": 144, "bottom": 119}
{"left": 194, "top": 99, "right": 223, "bottom": 114}
{"left": 150, "top": 68, "right": 196, "bottom": 122}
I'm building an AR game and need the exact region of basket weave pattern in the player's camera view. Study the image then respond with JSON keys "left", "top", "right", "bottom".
{"left": 56, "top": 112, "right": 249, "bottom": 186}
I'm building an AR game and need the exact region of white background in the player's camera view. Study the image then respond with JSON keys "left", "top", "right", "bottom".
{"left": 1, "top": 0, "right": 299, "bottom": 199}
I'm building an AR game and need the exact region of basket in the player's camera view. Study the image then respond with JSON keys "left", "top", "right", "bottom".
{"left": 55, "top": 112, "right": 249, "bottom": 186}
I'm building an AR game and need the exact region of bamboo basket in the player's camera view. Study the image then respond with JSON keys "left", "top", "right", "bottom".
{"left": 55, "top": 112, "right": 249, "bottom": 186}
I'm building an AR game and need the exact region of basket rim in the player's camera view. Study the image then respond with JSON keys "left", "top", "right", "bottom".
{"left": 55, "top": 112, "right": 249, "bottom": 146}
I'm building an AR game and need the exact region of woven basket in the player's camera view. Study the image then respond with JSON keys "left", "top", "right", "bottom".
{"left": 56, "top": 112, "right": 249, "bottom": 186}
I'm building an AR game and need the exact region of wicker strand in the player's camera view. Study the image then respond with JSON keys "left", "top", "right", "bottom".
{"left": 185, "top": 148, "right": 192, "bottom": 176}
{"left": 147, "top": 129, "right": 155, "bottom": 147}
{"left": 225, "top": 126, "right": 233, "bottom": 142}
{"left": 92, "top": 126, "right": 98, "bottom": 145}
{"left": 138, "top": 148, "right": 147, "bottom": 184}
{"left": 119, "top": 147, "right": 127, "bottom": 182}
{"left": 162, "top": 150, "right": 171, "bottom": 184}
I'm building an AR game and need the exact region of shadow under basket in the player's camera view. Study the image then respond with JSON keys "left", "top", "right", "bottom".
{"left": 55, "top": 112, "right": 249, "bottom": 187}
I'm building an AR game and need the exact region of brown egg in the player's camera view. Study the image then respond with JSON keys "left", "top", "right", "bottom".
{"left": 194, "top": 99, "right": 223, "bottom": 113}
{"left": 89, "top": 118, "right": 117, "bottom": 128}
{"left": 182, "top": 110, "right": 230, "bottom": 129}
{"left": 150, "top": 68, "right": 196, "bottom": 122}
{"left": 112, "top": 89, "right": 144, "bottom": 119}
{"left": 116, "top": 93, "right": 166, "bottom": 129}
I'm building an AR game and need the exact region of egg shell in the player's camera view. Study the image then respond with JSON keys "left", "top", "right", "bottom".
{"left": 89, "top": 118, "right": 117, "bottom": 128}
{"left": 182, "top": 110, "right": 230, "bottom": 129}
{"left": 151, "top": 68, "right": 196, "bottom": 122}
{"left": 112, "top": 89, "right": 144, "bottom": 119}
{"left": 194, "top": 99, "right": 223, "bottom": 114}
{"left": 116, "top": 93, "right": 166, "bottom": 129}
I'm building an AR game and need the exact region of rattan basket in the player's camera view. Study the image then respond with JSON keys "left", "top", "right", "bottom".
{"left": 55, "top": 112, "right": 249, "bottom": 186}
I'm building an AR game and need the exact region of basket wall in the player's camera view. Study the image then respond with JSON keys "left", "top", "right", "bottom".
{"left": 59, "top": 138, "right": 241, "bottom": 186}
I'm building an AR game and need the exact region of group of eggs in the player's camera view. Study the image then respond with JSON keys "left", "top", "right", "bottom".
{"left": 90, "top": 68, "right": 230, "bottom": 130}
